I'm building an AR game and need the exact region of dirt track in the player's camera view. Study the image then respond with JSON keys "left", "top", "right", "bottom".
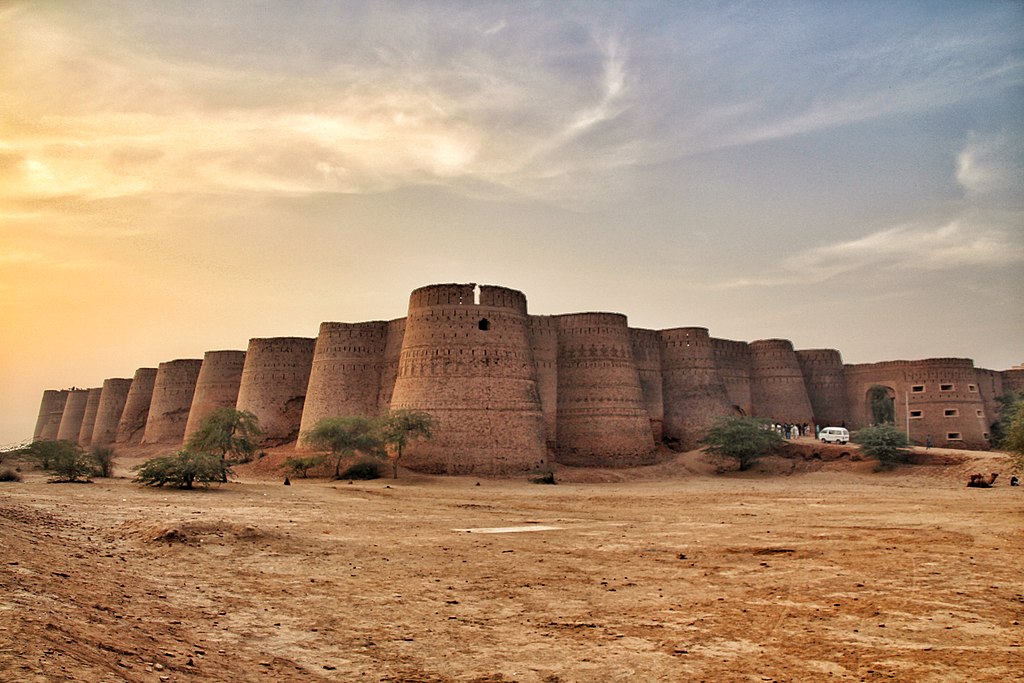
{"left": 1, "top": 450, "right": 1022, "bottom": 682}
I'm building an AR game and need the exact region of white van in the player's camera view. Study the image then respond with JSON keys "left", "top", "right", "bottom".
{"left": 819, "top": 427, "right": 850, "bottom": 444}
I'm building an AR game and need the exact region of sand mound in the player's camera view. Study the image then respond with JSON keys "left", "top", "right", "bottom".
{"left": 120, "top": 519, "right": 272, "bottom": 545}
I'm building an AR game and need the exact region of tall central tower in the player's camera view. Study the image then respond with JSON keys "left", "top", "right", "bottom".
{"left": 389, "top": 283, "right": 547, "bottom": 475}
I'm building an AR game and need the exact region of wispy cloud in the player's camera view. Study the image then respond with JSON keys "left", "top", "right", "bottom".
{"left": 705, "top": 221, "right": 1023, "bottom": 290}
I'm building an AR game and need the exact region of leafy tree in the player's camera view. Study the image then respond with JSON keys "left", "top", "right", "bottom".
{"left": 868, "top": 385, "right": 895, "bottom": 425}
{"left": 380, "top": 409, "right": 435, "bottom": 478}
{"left": 46, "top": 441, "right": 94, "bottom": 482}
{"left": 852, "top": 423, "right": 911, "bottom": 469}
{"left": 186, "top": 407, "right": 263, "bottom": 465}
{"left": 991, "top": 391, "right": 1021, "bottom": 449}
{"left": 134, "top": 450, "right": 231, "bottom": 489}
{"left": 302, "top": 416, "right": 383, "bottom": 479}
{"left": 699, "top": 416, "right": 783, "bottom": 471}
{"left": 281, "top": 454, "right": 325, "bottom": 478}
{"left": 999, "top": 397, "right": 1024, "bottom": 474}
{"left": 24, "top": 440, "right": 78, "bottom": 470}
{"left": 91, "top": 446, "right": 115, "bottom": 478}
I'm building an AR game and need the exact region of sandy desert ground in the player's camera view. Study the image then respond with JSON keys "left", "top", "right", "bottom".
{"left": 1, "top": 445, "right": 1022, "bottom": 682}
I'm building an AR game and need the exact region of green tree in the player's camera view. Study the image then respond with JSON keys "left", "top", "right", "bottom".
{"left": 302, "top": 416, "right": 383, "bottom": 479}
{"left": 380, "top": 409, "right": 435, "bottom": 478}
{"left": 90, "top": 445, "right": 116, "bottom": 478}
{"left": 25, "top": 439, "right": 78, "bottom": 470}
{"left": 186, "top": 408, "right": 263, "bottom": 464}
{"left": 852, "top": 423, "right": 911, "bottom": 469}
{"left": 45, "top": 441, "right": 94, "bottom": 482}
{"left": 699, "top": 416, "right": 783, "bottom": 471}
{"left": 868, "top": 385, "right": 895, "bottom": 425}
{"left": 134, "top": 450, "right": 231, "bottom": 489}
{"left": 999, "top": 398, "right": 1024, "bottom": 474}
{"left": 991, "top": 391, "right": 1021, "bottom": 448}
{"left": 281, "top": 454, "right": 326, "bottom": 478}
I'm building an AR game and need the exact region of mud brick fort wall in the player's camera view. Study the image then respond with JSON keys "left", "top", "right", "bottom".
{"left": 34, "top": 282, "right": 1020, "bottom": 472}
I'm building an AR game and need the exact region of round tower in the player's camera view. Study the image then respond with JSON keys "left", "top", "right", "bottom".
{"left": 749, "top": 339, "right": 813, "bottom": 423}
{"left": 299, "top": 321, "right": 389, "bottom": 440}
{"left": 142, "top": 359, "right": 203, "bottom": 445}
{"left": 33, "top": 389, "right": 69, "bottom": 442}
{"left": 235, "top": 337, "right": 315, "bottom": 445}
{"left": 795, "top": 349, "right": 849, "bottom": 427}
{"left": 660, "top": 327, "right": 733, "bottom": 449}
{"left": 56, "top": 389, "right": 90, "bottom": 442}
{"left": 90, "top": 378, "right": 132, "bottom": 447}
{"left": 76, "top": 387, "right": 103, "bottom": 447}
{"left": 184, "top": 350, "right": 247, "bottom": 439}
{"left": 116, "top": 368, "right": 158, "bottom": 445}
{"left": 554, "top": 312, "right": 656, "bottom": 467}
{"left": 389, "top": 283, "right": 547, "bottom": 475}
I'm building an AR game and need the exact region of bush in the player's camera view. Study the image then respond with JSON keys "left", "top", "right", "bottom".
{"left": 0, "top": 469, "right": 22, "bottom": 482}
{"left": 700, "top": 416, "right": 783, "bottom": 471}
{"left": 134, "top": 450, "right": 231, "bottom": 489}
{"left": 91, "top": 446, "right": 115, "bottom": 478}
{"left": 339, "top": 457, "right": 382, "bottom": 480}
{"left": 852, "top": 423, "right": 911, "bottom": 470}
{"left": 281, "top": 455, "right": 325, "bottom": 478}
{"left": 46, "top": 441, "right": 94, "bottom": 482}
{"left": 530, "top": 468, "right": 557, "bottom": 484}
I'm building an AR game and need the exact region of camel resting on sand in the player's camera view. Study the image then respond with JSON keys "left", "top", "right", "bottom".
{"left": 967, "top": 473, "right": 999, "bottom": 488}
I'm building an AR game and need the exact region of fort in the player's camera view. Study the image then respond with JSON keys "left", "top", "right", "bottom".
{"left": 31, "top": 283, "right": 1020, "bottom": 474}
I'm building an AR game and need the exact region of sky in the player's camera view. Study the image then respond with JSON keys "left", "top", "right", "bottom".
{"left": 1, "top": 0, "right": 1022, "bottom": 446}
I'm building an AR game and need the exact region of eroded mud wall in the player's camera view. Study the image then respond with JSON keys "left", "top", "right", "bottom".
{"left": 711, "top": 338, "right": 752, "bottom": 416}
{"left": 630, "top": 328, "right": 664, "bottom": 443}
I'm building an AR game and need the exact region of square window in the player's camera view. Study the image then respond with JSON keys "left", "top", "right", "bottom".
{"left": 968, "top": 384, "right": 977, "bottom": 392}
{"left": 976, "top": 410, "right": 983, "bottom": 417}
{"left": 911, "top": 385, "right": 925, "bottom": 393}
{"left": 909, "top": 410, "right": 923, "bottom": 418}
{"left": 947, "top": 432, "right": 962, "bottom": 440}
{"left": 983, "top": 433, "right": 990, "bottom": 440}
{"left": 944, "top": 409, "right": 958, "bottom": 417}
{"left": 940, "top": 383, "right": 954, "bottom": 391}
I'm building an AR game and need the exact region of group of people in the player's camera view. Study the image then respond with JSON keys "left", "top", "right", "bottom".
{"left": 769, "top": 422, "right": 813, "bottom": 440}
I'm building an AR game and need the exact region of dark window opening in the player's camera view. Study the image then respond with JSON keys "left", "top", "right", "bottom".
{"left": 478, "top": 318, "right": 490, "bottom": 331}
